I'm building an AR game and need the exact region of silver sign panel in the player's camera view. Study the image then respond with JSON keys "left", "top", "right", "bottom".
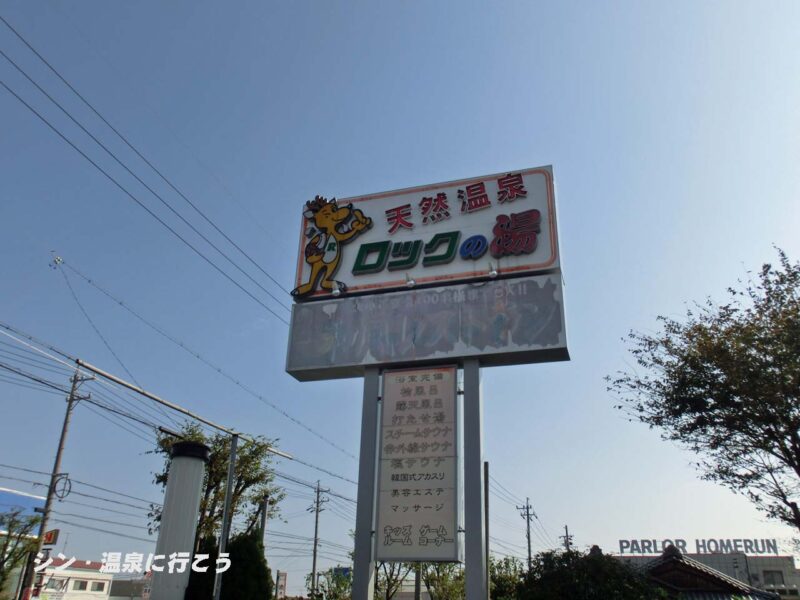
{"left": 286, "top": 273, "right": 568, "bottom": 381}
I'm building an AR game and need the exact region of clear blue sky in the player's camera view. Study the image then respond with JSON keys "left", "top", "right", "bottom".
{"left": 1, "top": 0, "right": 799, "bottom": 594}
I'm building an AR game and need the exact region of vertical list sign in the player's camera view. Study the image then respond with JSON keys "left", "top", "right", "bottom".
{"left": 376, "top": 366, "right": 459, "bottom": 561}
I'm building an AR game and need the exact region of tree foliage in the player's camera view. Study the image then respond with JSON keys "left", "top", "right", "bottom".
{"left": 0, "top": 510, "right": 39, "bottom": 600}
{"left": 148, "top": 423, "right": 284, "bottom": 542}
{"left": 518, "top": 548, "right": 663, "bottom": 600}
{"left": 306, "top": 566, "right": 352, "bottom": 600}
{"left": 376, "top": 562, "right": 412, "bottom": 600}
{"left": 609, "top": 250, "right": 800, "bottom": 531}
{"left": 490, "top": 555, "right": 525, "bottom": 600}
{"left": 420, "top": 562, "right": 464, "bottom": 600}
{"left": 184, "top": 532, "right": 273, "bottom": 600}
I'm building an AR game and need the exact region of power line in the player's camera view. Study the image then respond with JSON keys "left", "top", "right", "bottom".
{"left": 0, "top": 361, "right": 70, "bottom": 394}
{"left": 58, "top": 259, "right": 355, "bottom": 460}
{"left": 0, "top": 322, "right": 358, "bottom": 495}
{"left": 0, "top": 13, "right": 290, "bottom": 300}
{"left": 290, "top": 457, "right": 357, "bottom": 486}
{"left": 0, "top": 351, "right": 163, "bottom": 443}
{"left": 54, "top": 261, "right": 141, "bottom": 386}
{"left": 85, "top": 382, "right": 182, "bottom": 436}
{"left": 0, "top": 78, "right": 290, "bottom": 325}
{"left": 60, "top": 499, "right": 150, "bottom": 520}
{"left": 489, "top": 475, "right": 524, "bottom": 504}
{"left": 0, "top": 324, "right": 175, "bottom": 433}
{"left": 82, "top": 393, "right": 160, "bottom": 432}
{"left": 0, "top": 343, "right": 170, "bottom": 436}
{"left": 52, "top": 259, "right": 182, "bottom": 429}
{"left": 52, "top": 510, "right": 150, "bottom": 531}
{"left": 50, "top": 517, "right": 154, "bottom": 544}
{"left": 0, "top": 45, "right": 289, "bottom": 319}
{"left": 0, "top": 343, "right": 73, "bottom": 376}
{"left": 0, "top": 463, "right": 161, "bottom": 506}
{"left": 0, "top": 373, "right": 65, "bottom": 396}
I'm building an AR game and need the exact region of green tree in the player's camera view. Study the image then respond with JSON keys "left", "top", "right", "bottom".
{"left": 420, "top": 563, "right": 464, "bottom": 600}
{"left": 148, "top": 423, "right": 284, "bottom": 542}
{"left": 518, "top": 547, "right": 663, "bottom": 600}
{"left": 609, "top": 250, "right": 800, "bottom": 532}
{"left": 184, "top": 532, "right": 273, "bottom": 600}
{"left": 0, "top": 510, "right": 39, "bottom": 600}
{"left": 490, "top": 555, "right": 524, "bottom": 600}
{"left": 375, "top": 562, "right": 411, "bottom": 600}
{"left": 306, "top": 566, "right": 352, "bottom": 600}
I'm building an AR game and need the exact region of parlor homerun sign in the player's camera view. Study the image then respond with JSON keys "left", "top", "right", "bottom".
{"left": 291, "top": 166, "right": 559, "bottom": 300}
{"left": 618, "top": 538, "right": 780, "bottom": 555}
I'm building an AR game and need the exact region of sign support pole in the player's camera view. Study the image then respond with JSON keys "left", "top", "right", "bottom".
{"left": 353, "top": 368, "right": 380, "bottom": 600}
{"left": 463, "top": 358, "right": 487, "bottom": 600}
{"left": 213, "top": 433, "right": 238, "bottom": 600}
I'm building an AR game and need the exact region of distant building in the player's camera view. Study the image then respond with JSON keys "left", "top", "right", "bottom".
{"left": 108, "top": 577, "right": 147, "bottom": 600}
{"left": 276, "top": 570, "right": 288, "bottom": 599}
{"left": 39, "top": 557, "right": 113, "bottom": 599}
{"left": 621, "top": 546, "right": 790, "bottom": 599}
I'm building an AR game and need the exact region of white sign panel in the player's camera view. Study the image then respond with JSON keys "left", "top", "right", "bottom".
{"left": 375, "top": 366, "right": 460, "bottom": 562}
{"left": 291, "top": 166, "right": 558, "bottom": 300}
{"left": 286, "top": 274, "right": 568, "bottom": 381}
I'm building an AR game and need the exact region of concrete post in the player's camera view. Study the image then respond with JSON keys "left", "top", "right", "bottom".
{"left": 150, "top": 441, "right": 210, "bottom": 600}
{"left": 463, "top": 359, "right": 487, "bottom": 600}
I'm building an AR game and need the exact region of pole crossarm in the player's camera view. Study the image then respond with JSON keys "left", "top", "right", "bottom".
{"left": 75, "top": 359, "right": 292, "bottom": 459}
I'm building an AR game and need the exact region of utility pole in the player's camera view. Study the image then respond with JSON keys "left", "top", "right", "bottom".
{"left": 308, "top": 481, "right": 328, "bottom": 599}
{"left": 516, "top": 497, "right": 534, "bottom": 570}
{"left": 22, "top": 367, "right": 91, "bottom": 598}
{"left": 561, "top": 525, "right": 573, "bottom": 552}
{"left": 260, "top": 493, "right": 270, "bottom": 538}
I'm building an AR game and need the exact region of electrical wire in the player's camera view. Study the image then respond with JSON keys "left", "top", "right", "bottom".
{"left": 0, "top": 322, "right": 359, "bottom": 501}
{"left": 0, "top": 47, "right": 290, "bottom": 319}
{"left": 54, "top": 263, "right": 181, "bottom": 428}
{"left": 0, "top": 78, "right": 289, "bottom": 325}
{"left": 59, "top": 259, "right": 355, "bottom": 460}
{"left": 50, "top": 517, "right": 154, "bottom": 544}
{"left": 51, "top": 510, "right": 150, "bottom": 531}
{"left": 0, "top": 14, "right": 290, "bottom": 299}
{"left": 489, "top": 475, "right": 524, "bottom": 504}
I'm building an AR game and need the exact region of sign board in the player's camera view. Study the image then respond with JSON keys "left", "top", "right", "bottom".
{"left": 291, "top": 166, "right": 558, "bottom": 300}
{"left": 287, "top": 273, "right": 567, "bottom": 381}
{"left": 375, "top": 366, "right": 461, "bottom": 562}
{"left": 618, "top": 538, "right": 780, "bottom": 556}
{"left": 42, "top": 528, "right": 59, "bottom": 546}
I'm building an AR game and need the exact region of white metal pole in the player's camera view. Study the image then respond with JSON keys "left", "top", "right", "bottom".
{"left": 463, "top": 359, "right": 487, "bottom": 600}
{"left": 352, "top": 368, "right": 380, "bottom": 600}
{"left": 213, "top": 434, "right": 238, "bottom": 600}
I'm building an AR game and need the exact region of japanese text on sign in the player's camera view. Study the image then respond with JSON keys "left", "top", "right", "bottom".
{"left": 375, "top": 367, "right": 459, "bottom": 562}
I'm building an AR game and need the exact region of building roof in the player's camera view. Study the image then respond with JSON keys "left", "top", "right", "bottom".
{"left": 640, "top": 546, "right": 780, "bottom": 600}
{"left": 49, "top": 557, "right": 105, "bottom": 572}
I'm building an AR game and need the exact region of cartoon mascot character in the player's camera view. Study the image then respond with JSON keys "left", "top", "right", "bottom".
{"left": 291, "top": 195, "right": 372, "bottom": 298}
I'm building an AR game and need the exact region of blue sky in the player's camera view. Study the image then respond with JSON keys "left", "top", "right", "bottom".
{"left": 1, "top": 0, "right": 799, "bottom": 594}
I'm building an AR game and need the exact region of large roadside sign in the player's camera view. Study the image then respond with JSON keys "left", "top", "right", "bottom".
{"left": 285, "top": 166, "right": 570, "bottom": 583}
{"left": 291, "top": 166, "right": 558, "bottom": 300}
{"left": 286, "top": 166, "right": 568, "bottom": 381}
